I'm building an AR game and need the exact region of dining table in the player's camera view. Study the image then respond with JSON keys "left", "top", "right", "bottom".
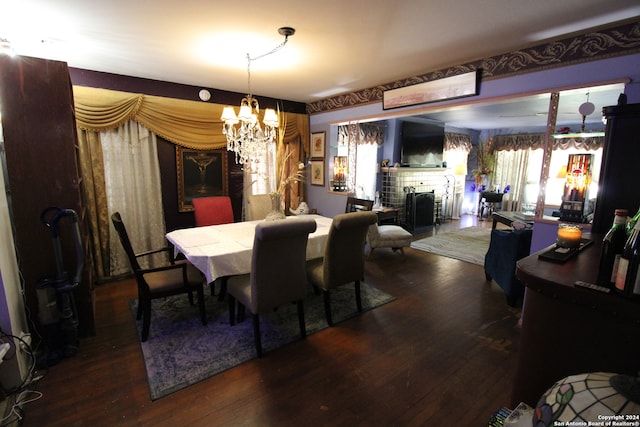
{"left": 165, "top": 214, "right": 333, "bottom": 284}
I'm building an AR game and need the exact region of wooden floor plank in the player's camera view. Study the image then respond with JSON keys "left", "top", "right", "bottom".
{"left": 20, "top": 215, "right": 521, "bottom": 426}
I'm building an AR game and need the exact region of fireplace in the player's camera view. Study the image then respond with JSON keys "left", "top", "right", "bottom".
{"left": 405, "top": 191, "right": 435, "bottom": 234}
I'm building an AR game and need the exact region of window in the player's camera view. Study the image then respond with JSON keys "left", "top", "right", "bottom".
{"left": 497, "top": 146, "right": 602, "bottom": 211}
{"left": 337, "top": 123, "right": 385, "bottom": 200}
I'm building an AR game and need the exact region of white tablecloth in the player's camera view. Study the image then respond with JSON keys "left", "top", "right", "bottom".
{"left": 166, "top": 215, "right": 332, "bottom": 283}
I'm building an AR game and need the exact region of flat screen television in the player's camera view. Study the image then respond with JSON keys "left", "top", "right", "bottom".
{"left": 400, "top": 119, "right": 445, "bottom": 167}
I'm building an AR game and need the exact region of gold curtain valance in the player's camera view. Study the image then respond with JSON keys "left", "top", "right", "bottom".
{"left": 73, "top": 86, "right": 227, "bottom": 149}
{"left": 73, "top": 86, "right": 309, "bottom": 151}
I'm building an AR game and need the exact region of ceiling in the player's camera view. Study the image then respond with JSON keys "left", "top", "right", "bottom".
{"left": 2, "top": 1, "right": 638, "bottom": 129}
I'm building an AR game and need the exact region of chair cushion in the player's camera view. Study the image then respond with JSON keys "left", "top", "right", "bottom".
{"left": 143, "top": 263, "right": 203, "bottom": 293}
{"left": 226, "top": 274, "right": 252, "bottom": 308}
{"left": 306, "top": 257, "right": 325, "bottom": 290}
{"left": 368, "top": 224, "right": 412, "bottom": 248}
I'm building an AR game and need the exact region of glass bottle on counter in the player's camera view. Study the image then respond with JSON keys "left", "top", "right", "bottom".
{"left": 596, "top": 209, "right": 628, "bottom": 289}
{"left": 614, "top": 220, "right": 640, "bottom": 298}
{"left": 626, "top": 206, "right": 640, "bottom": 235}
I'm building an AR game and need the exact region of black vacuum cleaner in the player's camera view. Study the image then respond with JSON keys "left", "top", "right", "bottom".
{"left": 36, "top": 206, "right": 83, "bottom": 363}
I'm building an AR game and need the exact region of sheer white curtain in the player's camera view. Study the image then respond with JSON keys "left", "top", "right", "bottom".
{"left": 242, "top": 143, "right": 276, "bottom": 219}
{"left": 355, "top": 143, "right": 378, "bottom": 199}
{"left": 101, "top": 120, "right": 167, "bottom": 276}
{"left": 493, "top": 149, "right": 530, "bottom": 212}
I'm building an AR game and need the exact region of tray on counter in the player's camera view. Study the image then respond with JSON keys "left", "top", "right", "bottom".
{"left": 538, "top": 238, "right": 593, "bottom": 263}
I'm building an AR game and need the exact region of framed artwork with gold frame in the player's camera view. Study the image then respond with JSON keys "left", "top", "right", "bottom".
{"left": 176, "top": 146, "right": 228, "bottom": 212}
{"left": 310, "top": 132, "right": 326, "bottom": 158}
{"left": 309, "top": 159, "right": 325, "bottom": 186}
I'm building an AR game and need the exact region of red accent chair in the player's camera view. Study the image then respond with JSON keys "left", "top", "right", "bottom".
{"left": 192, "top": 196, "right": 234, "bottom": 226}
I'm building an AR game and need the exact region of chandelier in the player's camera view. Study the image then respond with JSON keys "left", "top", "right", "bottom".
{"left": 221, "top": 27, "right": 295, "bottom": 164}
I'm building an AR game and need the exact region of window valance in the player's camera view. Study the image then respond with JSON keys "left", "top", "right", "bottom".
{"left": 73, "top": 86, "right": 309, "bottom": 151}
{"left": 359, "top": 123, "right": 385, "bottom": 145}
{"left": 552, "top": 136, "right": 604, "bottom": 151}
{"left": 444, "top": 133, "right": 472, "bottom": 152}
{"left": 492, "top": 133, "right": 604, "bottom": 152}
{"left": 337, "top": 123, "right": 385, "bottom": 145}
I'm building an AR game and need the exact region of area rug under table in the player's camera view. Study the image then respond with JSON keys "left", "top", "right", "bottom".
{"left": 410, "top": 226, "right": 491, "bottom": 266}
{"left": 130, "top": 283, "right": 395, "bottom": 400}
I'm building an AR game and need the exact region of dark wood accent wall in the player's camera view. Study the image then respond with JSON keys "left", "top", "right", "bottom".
{"left": 157, "top": 137, "right": 244, "bottom": 232}
{"left": 0, "top": 55, "right": 95, "bottom": 337}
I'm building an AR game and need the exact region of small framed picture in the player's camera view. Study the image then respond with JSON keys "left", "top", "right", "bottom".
{"left": 309, "top": 160, "right": 325, "bottom": 186}
{"left": 310, "top": 132, "right": 326, "bottom": 158}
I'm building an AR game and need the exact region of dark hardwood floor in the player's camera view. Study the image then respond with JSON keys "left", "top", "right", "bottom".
{"left": 20, "top": 215, "right": 521, "bottom": 426}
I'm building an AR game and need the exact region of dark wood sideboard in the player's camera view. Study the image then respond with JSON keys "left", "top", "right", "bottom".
{"left": 511, "top": 235, "right": 640, "bottom": 407}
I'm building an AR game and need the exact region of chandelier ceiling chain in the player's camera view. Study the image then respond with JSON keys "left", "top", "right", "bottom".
{"left": 221, "top": 27, "right": 295, "bottom": 164}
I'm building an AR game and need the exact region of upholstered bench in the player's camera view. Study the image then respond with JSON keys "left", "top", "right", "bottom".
{"left": 367, "top": 223, "right": 413, "bottom": 259}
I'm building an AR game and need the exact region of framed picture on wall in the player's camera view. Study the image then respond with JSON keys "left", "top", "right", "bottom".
{"left": 176, "top": 146, "right": 228, "bottom": 212}
{"left": 383, "top": 70, "right": 479, "bottom": 110}
{"left": 310, "top": 132, "right": 326, "bottom": 158}
{"left": 309, "top": 159, "right": 325, "bottom": 186}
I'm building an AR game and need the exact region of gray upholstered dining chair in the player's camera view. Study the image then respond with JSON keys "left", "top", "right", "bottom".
{"left": 111, "top": 212, "right": 207, "bottom": 342}
{"left": 306, "top": 211, "right": 378, "bottom": 326}
{"left": 226, "top": 218, "right": 317, "bottom": 357}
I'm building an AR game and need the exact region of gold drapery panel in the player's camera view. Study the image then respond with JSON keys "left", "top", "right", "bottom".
{"left": 492, "top": 133, "right": 604, "bottom": 151}
{"left": 276, "top": 114, "right": 308, "bottom": 210}
{"left": 73, "top": 86, "right": 309, "bottom": 151}
{"left": 281, "top": 113, "right": 310, "bottom": 159}
{"left": 76, "top": 129, "right": 110, "bottom": 280}
{"left": 444, "top": 132, "right": 472, "bottom": 152}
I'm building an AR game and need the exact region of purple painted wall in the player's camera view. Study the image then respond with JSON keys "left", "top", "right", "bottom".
{"left": 307, "top": 53, "right": 640, "bottom": 219}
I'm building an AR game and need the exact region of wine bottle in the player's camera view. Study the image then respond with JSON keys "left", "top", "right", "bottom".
{"left": 626, "top": 206, "right": 640, "bottom": 235}
{"left": 596, "top": 209, "right": 628, "bottom": 289}
{"left": 614, "top": 220, "right": 640, "bottom": 298}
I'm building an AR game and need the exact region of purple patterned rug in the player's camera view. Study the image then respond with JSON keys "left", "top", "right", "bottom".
{"left": 130, "top": 283, "right": 395, "bottom": 400}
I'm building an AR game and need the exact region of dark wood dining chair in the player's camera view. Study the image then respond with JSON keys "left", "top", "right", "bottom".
{"left": 306, "top": 211, "right": 378, "bottom": 326}
{"left": 345, "top": 197, "right": 374, "bottom": 213}
{"left": 111, "top": 212, "right": 207, "bottom": 342}
{"left": 227, "top": 218, "right": 317, "bottom": 357}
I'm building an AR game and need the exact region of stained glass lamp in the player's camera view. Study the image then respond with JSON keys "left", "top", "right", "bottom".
{"left": 533, "top": 372, "right": 640, "bottom": 425}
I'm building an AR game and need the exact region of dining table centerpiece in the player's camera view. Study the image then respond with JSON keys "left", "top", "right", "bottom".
{"left": 266, "top": 151, "right": 306, "bottom": 221}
